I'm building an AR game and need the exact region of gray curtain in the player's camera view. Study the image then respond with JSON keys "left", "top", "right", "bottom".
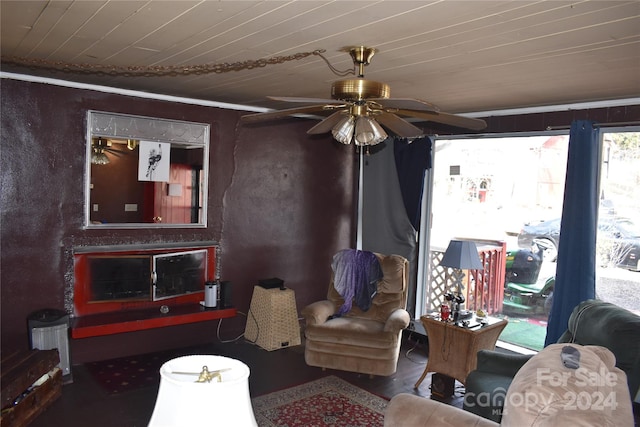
{"left": 362, "top": 141, "right": 418, "bottom": 316}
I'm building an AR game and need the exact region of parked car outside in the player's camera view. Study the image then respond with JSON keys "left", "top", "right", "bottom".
{"left": 597, "top": 217, "right": 640, "bottom": 271}
{"left": 517, "top": 216, "right": 640, "bottom": 271}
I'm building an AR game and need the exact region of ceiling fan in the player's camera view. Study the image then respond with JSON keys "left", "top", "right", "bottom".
{"left": 241, "top": 46, "right": 487, "bottom": 146}
{"left": 91, "top": 137, "right": 136, "bottom": 165}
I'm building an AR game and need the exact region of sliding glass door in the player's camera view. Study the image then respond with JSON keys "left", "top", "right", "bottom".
{"left": 595, "top": 130, "right": 640, "bottom": 316}
{"left": 417, "top": 129, "right": 639, "bottom": 352}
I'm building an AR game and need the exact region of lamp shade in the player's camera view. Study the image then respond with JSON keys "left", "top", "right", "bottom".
{"left": 440, "top": 240, "right": 483, "bottom": 270}
{"left": 91, "top": 151, "right": 110, "bottom": 165}
{"left": 331, "top": 115, "right": 356, "bottom": 144}
{"left": 354, "top": 115, "right": 387, "bottom": 146}
{"left": 148, "top": 355, "right": 257, "bottom": 427}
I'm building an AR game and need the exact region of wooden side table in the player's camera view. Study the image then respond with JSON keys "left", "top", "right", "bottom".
{"left": 414, "top": 315, "right": 508, "bottom": 388}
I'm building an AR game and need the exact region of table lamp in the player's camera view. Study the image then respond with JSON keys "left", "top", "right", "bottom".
{"left": 148, "top": 355, "right": 257, "bottom": 427}
{"left": 440, "top": 240, "right": 484, "bottom": 321}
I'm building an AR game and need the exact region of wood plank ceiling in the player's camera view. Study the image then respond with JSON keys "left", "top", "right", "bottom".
{"left": 1, "top": 1, "right": 639, "bottom": 116}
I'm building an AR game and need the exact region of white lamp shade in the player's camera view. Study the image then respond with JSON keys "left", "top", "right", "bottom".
{"left": 331, "top": 115, "right": 355, "bottom": 144}
{"left": 354, "top": 116, "right": 387, "bottom": 146}
{"left": 148, "top": 355, "right": 257, "bottom": 427}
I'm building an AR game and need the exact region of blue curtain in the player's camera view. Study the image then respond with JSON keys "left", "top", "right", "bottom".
{"left": 544, "top": 120, "right": 600, "bottom": 345}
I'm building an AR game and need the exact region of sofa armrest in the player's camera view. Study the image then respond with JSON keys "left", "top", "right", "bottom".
{"left": 384, "top": 393, "right": 499, "bottom": 427}
{"left": 383, "top": 308, "right": 410, "bottom": 332}
{"left": 475, "top": 349, "right": 533, "bottom": 377}
{"left": 301, "top": 300, "right": 335, "bottom": 326}
{"left": 556, "top": 330, "right": 573, "bottom": 343}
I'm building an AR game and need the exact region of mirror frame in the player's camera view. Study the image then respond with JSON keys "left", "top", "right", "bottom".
{"left": 85, "top": 110, "right": 210, "bottom": 229}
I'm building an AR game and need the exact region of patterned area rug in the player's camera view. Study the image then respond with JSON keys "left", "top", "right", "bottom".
{"left": 85, "top": 349, "right": 183, "bottom": 394}
{"left": 252, "top": 376, "right": 388, "bottom": 427}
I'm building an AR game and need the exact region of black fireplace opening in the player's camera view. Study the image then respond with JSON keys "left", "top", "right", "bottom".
{"left": 86, "top": 249, "right": 207, "bottom": 303}
{"left": 89, "top": 256, "right": 151, "bottom": 301}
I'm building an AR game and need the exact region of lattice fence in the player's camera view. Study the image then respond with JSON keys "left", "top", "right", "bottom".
{"left": 424, "top": 240, "right": 506, "bottom": 315}
{"left": 425, "top": 250, "right": 448, "bottom": 314}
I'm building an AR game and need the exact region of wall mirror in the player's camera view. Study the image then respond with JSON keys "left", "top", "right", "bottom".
{"left": 85, "top": 111, "right": 210, "bottom": 229}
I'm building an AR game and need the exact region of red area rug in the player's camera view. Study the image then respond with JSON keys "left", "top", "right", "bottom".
{"left": 251, "top": 376, "right": 388, "bottom": 427}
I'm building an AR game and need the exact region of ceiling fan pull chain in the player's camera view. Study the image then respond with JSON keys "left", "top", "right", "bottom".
{"left": 313, "top": 51, "right": 355, "bottom": 77}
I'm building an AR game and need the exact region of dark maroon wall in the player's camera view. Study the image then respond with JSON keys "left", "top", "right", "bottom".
{"left": 421, "top": 105, "right": 640, "bottom": 136}
{"left": 481, "top": 104, "right": 640, "bottom": 133}
{"left": 1, "top": 78, "right": 357, "bottom": 362}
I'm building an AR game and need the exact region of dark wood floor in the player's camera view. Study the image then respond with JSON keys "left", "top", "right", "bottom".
{"left": 27, "top": 329, "right": 640, "bottom": 426}
{"left": 29, "top": 330, "right": 463, "bottom": 427}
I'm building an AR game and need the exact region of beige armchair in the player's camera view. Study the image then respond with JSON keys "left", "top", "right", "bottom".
{"left": 301, "top": 251, "right": 410, "bottom": 376}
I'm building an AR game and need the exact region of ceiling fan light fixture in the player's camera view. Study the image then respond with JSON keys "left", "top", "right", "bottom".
{"left": 240, "top": 45, "right": 488, "bottom": 139}
{"left": 91, "top": 137, "right": 111, "bottom": 164}
{"left": 91, "top": 150, "right": 110, "bottom": 165}
{"left": 331, "top": 115, "right": 356, "bottom": 144}
{"left": 354, "top": 116, "right": 387, "bottom": 146}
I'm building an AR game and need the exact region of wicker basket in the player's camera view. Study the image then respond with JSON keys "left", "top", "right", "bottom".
{"left": 244, "top": 286, "right": 301, "bottom": 351}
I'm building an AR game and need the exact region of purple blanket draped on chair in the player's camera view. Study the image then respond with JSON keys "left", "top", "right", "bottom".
{"left": 331, "top": 249, "right": 383, "bottom": 317}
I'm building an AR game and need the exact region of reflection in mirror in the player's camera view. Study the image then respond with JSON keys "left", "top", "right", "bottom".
{"left": 85, "top": 111, "right": 209, "bottom": 228}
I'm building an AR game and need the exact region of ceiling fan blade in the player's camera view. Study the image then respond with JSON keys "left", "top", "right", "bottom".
{"left": 105, "top": 148, "right": 125, "bottom": 156}
{"left": 373, "top": 98, "right": 439, "bottom": 112}
{"left": 394, "top": 109, "right": 487, "bottom": 131}
{"left": 306, "top": 111, "right": 348, "bottom": 135}
{"left": 375, "top": 113, "right": 424, "bottom": 138}
{"left": 240, "top": 105, "right": 329, "bottom": 123}
{"left": 268, "top": 96, "right": 339, "bottom": 104}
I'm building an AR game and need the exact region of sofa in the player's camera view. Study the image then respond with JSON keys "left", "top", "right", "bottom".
{"left": 385, "top": 343, "right": 634, "bottom": 426}
{"left": 463, "top": 299, "right": 640, "bottom": 422}
{"left": 301, "top": 251, "right": 410, "bottom": 376}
